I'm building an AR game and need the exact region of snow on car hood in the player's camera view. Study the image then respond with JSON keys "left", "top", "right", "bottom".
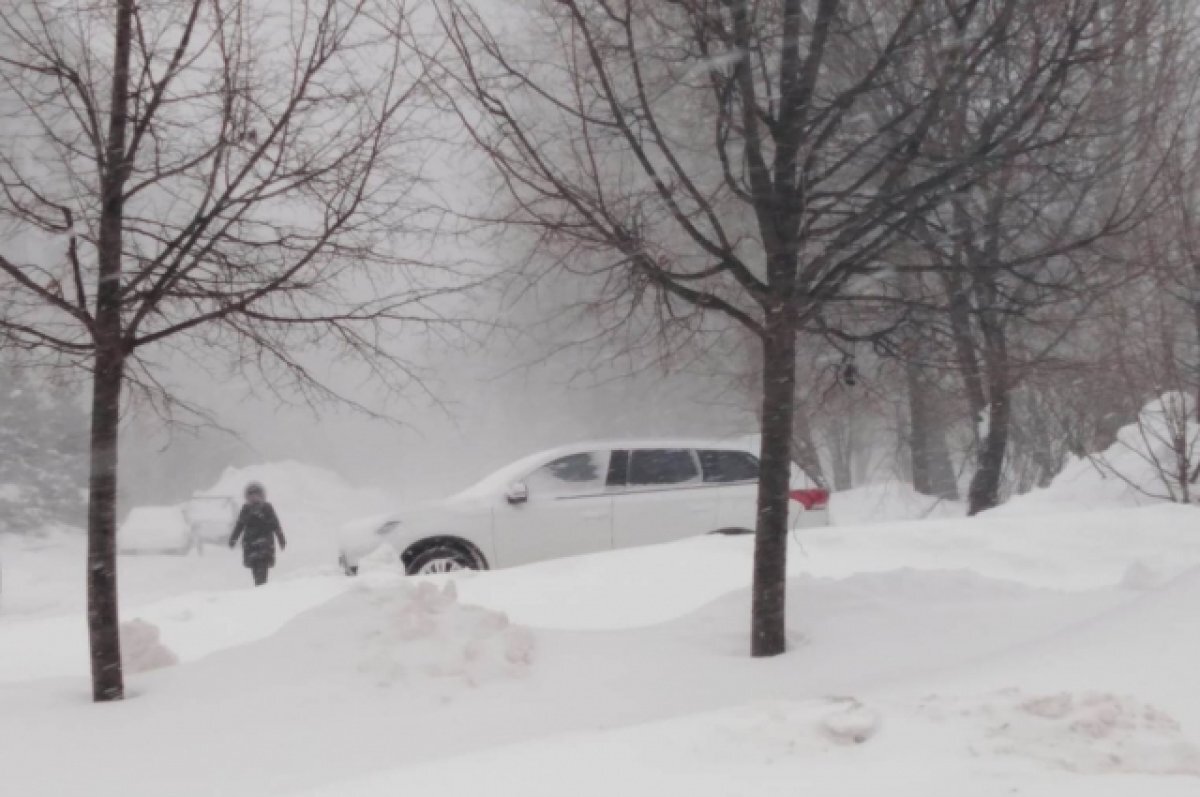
{"left": 337, "top": 495, "right": 493, "bottom": 544}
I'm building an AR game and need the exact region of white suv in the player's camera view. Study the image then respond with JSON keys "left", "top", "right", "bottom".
{"left": 337, "top": 441, "right": 829, "bottom": 576}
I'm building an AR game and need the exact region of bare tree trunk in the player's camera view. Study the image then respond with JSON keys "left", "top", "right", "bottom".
{"left": 967, "top": 316, "right": 1010, "bottom": 515}
{"left": 87, "top": 347, "right": 124, "bottom": 701}
{"left": 967, "top": 392, "right": 1010, "bottom": 514}
{"left": 752, "top": 317, "right": 797, "bottom": 658}
{"left": 87, "top": 0, "right": 134, "bottom": 702}
{"left": 828, "top": 429, "right": 853, "bottom": 491}
{"left": 906, "top": 358, "right": 933, "bottom": 493}
{"left": 946, "top": 277, "right": 988, "bottom": 424}
{"left": 906, "top": 360, "right": 959, "bottom": 499}
{"left": 1193, "top": 266, "right": 1200, "bottom": 424}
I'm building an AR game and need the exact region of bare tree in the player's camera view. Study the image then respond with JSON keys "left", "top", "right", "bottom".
{"left": 904, "top": 0, "right": 1187, "bottom": 514}
{"left": 0, "top": 0, "right": 458, "bottom": 701}
{"left": 1087, "top": 116, "right": 1200, "bottom": 502}
{"left": 429, "top": 0, "right": 1136, "bottom": 655}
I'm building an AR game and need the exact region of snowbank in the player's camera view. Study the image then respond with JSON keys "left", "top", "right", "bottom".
{"left": 1001, "top": 394, "right": 1200, "bottom": 515}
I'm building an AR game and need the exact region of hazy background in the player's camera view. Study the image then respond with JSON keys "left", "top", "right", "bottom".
{"left": 117, "top": 255, "right": 761, "bottom": 509}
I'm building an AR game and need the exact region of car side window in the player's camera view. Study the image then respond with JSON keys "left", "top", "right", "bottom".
{"left": 627, "top": 449, "right": 701, "bottom": 487}
{"left": 525, "top": 451, "right": 610, "bottom": 498}
{"left": 607, "top": 450, "right": 629, "bottom": 487}
{"left": 699, "top": 450, "right": 760, "bottom": 483}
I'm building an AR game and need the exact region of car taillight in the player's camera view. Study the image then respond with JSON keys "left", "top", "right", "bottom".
{"left": 789, "top": 488, "right": 829, "bottom": 510}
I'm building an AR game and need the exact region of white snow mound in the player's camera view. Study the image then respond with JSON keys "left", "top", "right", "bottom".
{"left": 358, "top": 580, "right": 534, "bottom": 689}
{"left": 120, "top": 618, "right": 179, "bottom": 674}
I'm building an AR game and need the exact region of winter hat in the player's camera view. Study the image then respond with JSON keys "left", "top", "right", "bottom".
{"left": 244, "top": 481, "right": 266, "bottom": 499}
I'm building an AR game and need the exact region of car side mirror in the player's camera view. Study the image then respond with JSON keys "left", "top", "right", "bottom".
{"left": 506, "top": 482, "right": 529, "bottom": 505}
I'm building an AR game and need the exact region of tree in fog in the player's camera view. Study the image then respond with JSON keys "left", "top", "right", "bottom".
{"left": 430, "top": 0, "right": 1140, "bottom": 655}
{"left": 0, "top": 361, "right": 88, "bottom": 533}
{"left": 901, "top": 0, "right": 1189, "bottom": 514}
{"left": 1086, "top": 83, "right": 1200, "bottom": 502}
{"left": 0, "top": 0, "right": 455, "bottom": 701}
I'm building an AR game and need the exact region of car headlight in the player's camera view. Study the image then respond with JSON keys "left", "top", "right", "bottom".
{"left": 376, "top": 520, "right": 401, "bottom": 536}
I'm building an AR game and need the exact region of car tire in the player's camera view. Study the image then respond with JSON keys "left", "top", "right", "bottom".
{"left": 406, "top": 543, "right": 479, "bottom": 576}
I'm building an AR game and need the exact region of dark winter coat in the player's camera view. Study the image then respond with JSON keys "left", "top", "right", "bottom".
{"left": 229, "top": 502, "right": 286, "bottom": 569}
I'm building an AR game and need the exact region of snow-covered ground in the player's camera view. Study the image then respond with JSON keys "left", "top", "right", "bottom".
{"left": 2, "top": 458, "right": 1200, "bottom": 796}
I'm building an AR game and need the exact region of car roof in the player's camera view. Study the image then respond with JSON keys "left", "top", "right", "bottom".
{"left": 535, "top": 439, "right": 757, "bottom": 455}
{"left": 452, "top": 439, "right": 757, "bottom": 500}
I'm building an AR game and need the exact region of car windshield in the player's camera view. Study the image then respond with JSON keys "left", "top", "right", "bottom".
{"left": 450, "top": 450, "right": 570, "bottom": 501}
{"left": 525, "top": 451, "right": 610, "bottom": 498}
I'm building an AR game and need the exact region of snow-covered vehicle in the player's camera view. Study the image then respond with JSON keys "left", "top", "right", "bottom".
{"left": 183, "top": 495, "right": 239, "bottom": 549}
{"left": 118, "top": 506, "right": 195, "bottom": 555}
{"left": 338, "top": 441, "right": 829, "bottom": 576}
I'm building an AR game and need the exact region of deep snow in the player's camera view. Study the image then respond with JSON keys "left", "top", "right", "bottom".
{"left": 2, "top": 459, "right": 1199, "bottom": 796}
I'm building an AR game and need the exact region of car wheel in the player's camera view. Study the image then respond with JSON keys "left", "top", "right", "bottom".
{"left": 406, "top": 544, "right": 478, "bottom": 576}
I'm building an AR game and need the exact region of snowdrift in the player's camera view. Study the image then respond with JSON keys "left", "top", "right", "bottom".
{"left": 1000, "top": 394, "right": 1200, "bottom": 515}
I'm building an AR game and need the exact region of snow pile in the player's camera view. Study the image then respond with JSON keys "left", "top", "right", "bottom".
{"left": 1001, "top": 393, "right": 1200, "bottom": 515}
{"left": 358, "top": 580, "right": 534, "bottom": 690}
{"left": 202, "top": 461, "right": 393, "bottom": 532}
{"left": 922, "top": 690, "right": 1200, "bottom": 777}
{"left": 120, "top": 619, "right": 179, "bottom": 674}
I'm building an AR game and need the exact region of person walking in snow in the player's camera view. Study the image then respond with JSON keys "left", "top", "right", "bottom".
{"left": 228, "top": 481, "right": 287, "bottom": 586}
